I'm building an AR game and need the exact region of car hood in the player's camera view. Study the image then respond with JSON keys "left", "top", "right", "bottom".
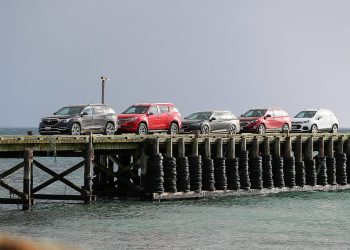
{"left": 182, "top": 119, "right": 205, "bottom": 125}
{"left": 239, "top": 117, "right": 261, "bottom": 122}
{"left": 42, "top": 115, "right": 75, "bottom": 119}
{"left": 118, "top": 114, "right": 145, "bottom": 119}
{"left": 292, "top": 117, "right": 314, "bottom": 122}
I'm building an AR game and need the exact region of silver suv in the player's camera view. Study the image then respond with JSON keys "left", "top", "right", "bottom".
{"left": 39, "top": 104, "right": 117, "bottom": 135}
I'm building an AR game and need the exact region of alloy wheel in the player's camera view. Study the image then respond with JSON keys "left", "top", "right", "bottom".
{"left": 71, "top": 123, "right": 81, "bottom": 135}
{"left": 169, "top": 123, "right": 179, "bottom": 135}
{"left": 137, "top": 123, "right": 148, "bottom": 135}
{"left": 201, "top": 124, "right": 210, "bottom": 134}
{"left": 228, "top": 124, "right": 236, "bottom": 135}
{"left": 258, "top": 124, "right": 266, "bottom": 134}
{"left": 105, "top": 123, "right": 115, "bottom": 135}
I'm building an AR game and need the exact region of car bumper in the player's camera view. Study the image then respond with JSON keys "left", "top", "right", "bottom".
{"left": 117, "top": 123, "right": 139, "bottom": 133}
{"left": 290, "top": 124, "right": 310, "bottom": 132}
{"left": 39, "top": 125, "right": 70, "bottom": 135}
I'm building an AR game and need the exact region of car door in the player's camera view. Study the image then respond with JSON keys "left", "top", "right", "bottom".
{"left": 147, "top": 105, "right": 162, "bottom": 130}
{"left": 80, "top": 106, "right": 94, "bottom": 131}
{"left": 93, "top": 106, "right": 106, "bottom": 132}
{"left": 263, "top": 110, "right": 275, "bottom": 131}
{"left": 209, "top": 112, "right": 221, "bottom": 132}
{"left": 218, "top": 112, "right": 230, "bottom": 132}
{"left": 316, "top": 111, "right": 328, "bottom": 130}
{"left": 159, "top": 105, "right": 171, "bottom": 130}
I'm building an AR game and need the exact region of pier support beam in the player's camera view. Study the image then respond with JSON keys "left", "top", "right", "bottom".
{"left": 84, "top": 134, "right": 94, "bottom": 203}
{"left": 23, "top": 149, "right": 33, "bottom": 210}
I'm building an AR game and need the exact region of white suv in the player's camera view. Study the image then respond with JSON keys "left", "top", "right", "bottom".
{"left": 291, "top": 109, "right": 339, "bottom": 133}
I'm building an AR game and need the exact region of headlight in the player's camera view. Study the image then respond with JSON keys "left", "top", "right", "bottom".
{"left": 192, "top": 123, "right": 202, "bottom": 127}
{"left": 302, "top": 120, "right": 310, "bottom": 124}
{"left": 127, "top": 117, "right": 138, "bottom": 122}
{"left": 59, "top": 118, "right": 71, "bottom": 123}
{"left": 249, "top": 120, "right": 257, "bottom": 124}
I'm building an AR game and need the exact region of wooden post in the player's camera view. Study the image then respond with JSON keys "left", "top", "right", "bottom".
{"left": 318, "top": 137, "right": 324, "bottom": 158}
{"left": 107, "top": 157, "right": 114, "bottom": 185}
{"left": 284, "top": 136, "right": 292, "bottom": 158}
{"left": 227, "top": 138, "right": 235, "bottom": 159}
{"left": 305, "top": 136, "right": 313, "bottom": 160}
{"left": 23, "top": 149, "right": 33, "bottom": 210}
{"left": 263, "top": 137, "right": 270, "bottom": 156}
{"left": 84, "top": 133, "right": 94, "bottom": 203}
{"left": 336, "top": 137, "right": 344, "bottom": 155}
{"left": 178, "top": 138, "right": 185, "bottom": 157}
{"left": 167, "top": 138, "right": 173, "bottom": 157}
{"left": 252, "top": 137, "right": 259, "bottom": 158}
{"left": 192, "top": 138, "right": 199, "bottom": 157}
{"left": 152, "top": 138, "right": 160, "bottom": 155}
{"left": 274, "top": 137, "right": 281, "bottom": 158}
{"left": 295, "top": 135, "right": 302, "bottom": 162}
{"left": 216, "top": 138, "right": 223, "bottom": 158}
{"left": 240, "top": 137, "right": 246, "bottom": 152}
{"left": 204, "top": 138, "right": 211, "bottom": 159}
{"left": 327, "top": 136, "right": 334, "bottom": 158}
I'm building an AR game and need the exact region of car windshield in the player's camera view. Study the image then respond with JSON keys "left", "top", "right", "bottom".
{"left": 294, "top": 111, "right": 317, "bottom": 118}
{"left": 55, "top": 107, "right": 83, "bottom": 116}
{"left": 123, "top": 106, "right": 149, "bottom": 114}
{"left": 243, "top": 109, "right": 267, "bottom": 117}
{"left": 186, "top": 112, "right": 213, "bottom": 120}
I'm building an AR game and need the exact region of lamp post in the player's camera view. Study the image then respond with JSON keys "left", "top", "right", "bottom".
{"left": 101, "top": 76, "right": 109, "bottom": 104}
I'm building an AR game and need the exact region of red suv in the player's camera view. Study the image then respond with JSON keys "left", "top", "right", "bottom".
{"left": 117, "top": 103, "right": 182, "bottom": 135}
{"left": 239, "top": 108, "right": 291, "bottom": 134}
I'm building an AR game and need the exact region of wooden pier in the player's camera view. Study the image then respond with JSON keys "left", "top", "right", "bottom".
{"left": 1, "top": 133, "right": 350, "bottom": 209}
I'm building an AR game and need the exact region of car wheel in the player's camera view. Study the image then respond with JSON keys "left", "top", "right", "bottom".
{"left": 228, "top": 124, "right": 236, "bottom": 135}
{"left": 331, "top": 124, "right": 338, "bottom": 134}
{"left": 70, "top": 123, "right": 81, "bottom": 135}
{"left": 282, "top": 123, "right": 289, "bottom": 133}
{"left": 310, "top": 124, "right": 318, "bottom": 133}
{"left": 104, "top": 122, "right": 115, "bottom": 135}
{"left": 258, "top": 124, "right": 266, "bottom": 134}
{"left": 168, "top": 122, "right": 179, "bottom": 135}
{"left": 137, "top": 123, "right": 148, "bottom": 135}
{"left": 201, "top": 124, "right": 210, "bottom": 135}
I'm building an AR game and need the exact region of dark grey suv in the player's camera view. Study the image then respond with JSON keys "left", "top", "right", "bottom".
{"left": 181, "top": 111, "right": 240, "bottom": 134}
{"left": 39, "top": 104, "right": 117, "bottom": 135}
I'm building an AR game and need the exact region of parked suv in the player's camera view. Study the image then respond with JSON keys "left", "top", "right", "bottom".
{"left": 117, "top": 103, "right": 182, "bottom": 135}
{"left": 239, "top": 108, "right": 291, "bottom": 134}
{"left": 181, "top": 111, "right": 240, "bottom": 134}
{"left": 39, "top": 104, "right": 117, "bottom": 135}
{"left": 291, "top": 109, "right": 339, "bottom": 133}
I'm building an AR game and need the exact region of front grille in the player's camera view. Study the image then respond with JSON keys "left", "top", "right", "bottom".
{"left": 240, "top": 122, "right": 248, "bottom": 127}
{"left": 118, "top": 119, "right": 129, "bottom": 125}
{"left": 291, "top": 125, "right": 302, "bottom": 129}
{"left": 42, "top": 119, "right": 59, "bottom": 126}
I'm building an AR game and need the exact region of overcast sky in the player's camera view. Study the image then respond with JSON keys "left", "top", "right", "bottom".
{"left": 1, "top": 0, "right": 350, "bottom": 127}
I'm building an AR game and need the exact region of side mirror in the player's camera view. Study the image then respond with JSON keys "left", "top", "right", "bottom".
{"left": 317, "top": 116, "right": 321, "bottom": 120}
{"left": 240, "top": 114, "right": 243, "bottom": 117}
{"left": 148, "top": 112, "right": 154, "bottom": 116}
{"left": 265, "top": 114, "right": 271, "bottom": 119}
{"left": 209, "top": 117, "right": 216, "bottom": 122}
{"left": 80, "top": 112, "right": 88, "bottom": 116}
{"left": 184, "top": 116, "right": 188, "bottom": 120}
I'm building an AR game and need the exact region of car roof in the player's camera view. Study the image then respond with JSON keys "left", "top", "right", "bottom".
{"left": 133, "top": 103, "right": 175, "bottom": 106}
{"left": 192, "top": 111, "right": 231, "bottom": 113}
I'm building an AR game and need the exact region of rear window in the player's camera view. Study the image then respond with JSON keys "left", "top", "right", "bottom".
{"left": 159, "top": 105, "right": 170, "bottom": 113}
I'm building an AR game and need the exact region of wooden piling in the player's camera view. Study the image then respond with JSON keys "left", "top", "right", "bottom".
{"left": 23, "top": 149, "right": 33, "bottom": 210}
{"left": 84, "top": 133, "right": 94, "bottom": 203}
{"left": 240, "top": 137, "right": 246, "bottom": 152}
{"left": 305, "top": 137, "right": 313, "bottom": 161}
{"left": 295, "top": 136, "right": 302, "bottom": 162}
{"left": 204, "top": 138, "right": 211, "bottom": 159}
{"left": 284, "top": 136, "right": 292, "bottom": 158}
{"left": 178, "top": 138, "right": 185, "bottom": 158}
{"left": 336, "top": 137, "right": 344, "bottom": 155}
{"left": 318, "top": 137, "right": 325, "bottom": 157}
{"left": 274, "top": 137, "right": 281, "bottom": 158}
{"left": 263, "top": 137, "right": 270, "bottom": 156}
{"left": 192, "top": 138, "right": 199, "bottom": 157}
{"left": 327, "top": 136, "right": 334, "bottom": 158}
{"left": 227, "top": 138, "right": 235, "bottom": 159}
{"left": 167, "top": 138, "right": 173, "bottom": 157}
{"left": 216, "top": 138, "right": 223, "bottom": 158}
{"left": 252, "top": 137, "right": 259, "bottom": 158}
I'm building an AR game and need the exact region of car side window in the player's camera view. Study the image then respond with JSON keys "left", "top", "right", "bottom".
{"left": 149, "top": 106, "right": 160, "bottom": 115}
{"left": 94, "top": 107, "right": 104, "bottom": 115}
{"left": 159, "top": 105, "right": 169, "bottom": 113}
{"left": 82, "top": 107, "right": 93, "bottom": 115}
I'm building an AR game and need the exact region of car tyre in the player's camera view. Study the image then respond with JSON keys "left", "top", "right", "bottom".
{"left": 331, "top": 124, "right": 338, "bottom": 134}
{"left": 137, "top": 123, "right": 148, "bottom": 135}
{"left": 258, "top": 124, "right": 266, "bottom": 134}
{"left": 201, "top": 124, "right": 210, "bottom": 135}
{"left": 228, "top": 124, "right": 237, "bottom": 135}
{"left": 310, "top": 124, "right": 318, "bottom": 133}
{"left": 282, "top": 123, "right": 289, "bottom": 133}
{"left": 70, "top": 123, "right": 81, "bottom": 135}
{"left": 104, "top": 122, "right": 115, "bottom": 135}
{"left": 168, "top": 122, "right": 179, "bottom": 135}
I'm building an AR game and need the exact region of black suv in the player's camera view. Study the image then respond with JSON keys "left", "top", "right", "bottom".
{"left": 181, "top": 111, "right": 240, "bottom": 134}
{"left": 39, "top": 104, "right": 117, "bottom": 135}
